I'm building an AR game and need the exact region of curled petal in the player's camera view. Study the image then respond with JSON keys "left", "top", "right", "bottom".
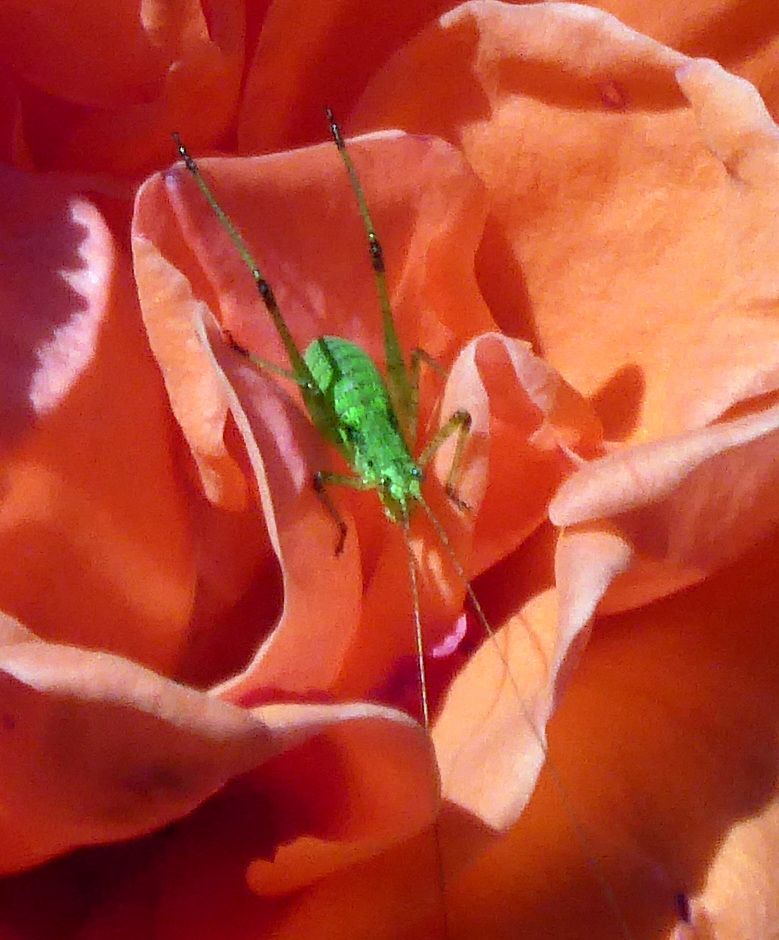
{"left": 0, "top": 611, "right": 438, "bottom": 883}
{"left": 551, "top": 402, "right": 779, "bottom": 612}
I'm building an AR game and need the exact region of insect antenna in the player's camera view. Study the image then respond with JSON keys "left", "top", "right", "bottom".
{"left": 418, "top": 495, "right": 635, "bottom": 940}
{"left": 401, "top": 514, "right": 451, "bottom": 938}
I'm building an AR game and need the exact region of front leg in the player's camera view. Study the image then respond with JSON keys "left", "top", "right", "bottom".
{"left": 313, "top": 470, "right": 373, "bottom": 555}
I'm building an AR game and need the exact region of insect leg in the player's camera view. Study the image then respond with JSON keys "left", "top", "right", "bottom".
{"left": 172, "top": 134, "right": 319, "bottom": 396}
{"left": 410, "top": 347, "right": 446, "bottom": 379}
{"left": 325, "top": 110, "right": 415, "bottom": 441}
{"left": 405, "top": 348, "right": 446, "bottom": 447}
{"left": 223, "top": 330, "right": 307, "bottom": 384}
{"left": 313, "top": 470, "right": 373, "bottom": 555}
{"left": 417, "top": 409, "right": 473, "bottom": 511}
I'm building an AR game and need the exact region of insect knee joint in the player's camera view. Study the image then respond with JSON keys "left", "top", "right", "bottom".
{"left": 313, "top": 472, "right": 348, "bottom": 556}
{"left": 446, "top": 485, "right": 471, "bottom": 513}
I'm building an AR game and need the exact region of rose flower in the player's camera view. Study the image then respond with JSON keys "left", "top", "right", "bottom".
{"left": 1, "top": 1, "right": 779, "bottom": 938}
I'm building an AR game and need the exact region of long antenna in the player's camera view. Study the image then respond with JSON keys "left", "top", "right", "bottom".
{"left": 402, "top": 516, "right": 451, "bottom": 939}
{"left": 172, "top": 133, "right": 317, "bottom": 393}
{"left": 419, "top": 497, "right": 635, "bottom": 940}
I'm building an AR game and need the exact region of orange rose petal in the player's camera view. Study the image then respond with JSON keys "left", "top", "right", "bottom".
{"left": 0, "top": 165, "right": 194, "bottom": 675}
{"left": 686, "top": 804, "right": 779, "bottom": 940}
{"left": 551, "top": 402, "right": 779, "bottom": 612}
{"left": 247, "top": 827, "right": 453, "bottom": 940}
{"left": 67, "top": 517, "right": 779, "bottom": 939}
{"left": 140, "top": 145, "right": 375, "bottom": 700}
{"left": 434, "top": 589, "right": 565, "bottom": 831}
{"left": 440, "top": 333, "right": 603, "bottom": 576}
{"left": 133, "top": 174, "right": 250, "bottom": 512}
{"left": 4, "top": 0, "right": 244, "bottom": 174}
{"left": 160, "top": 131, "right": 492, "bottom": 371}
{"left": 67, "top": 798, "right": 442, "bottom": 940}
{"left": 2, "top": 0, "right": 194, "bottom": 108}
{"left": 246, "top": 701, "right": 439, "bottom": 895}
{"left": 62, "top": 532, "right": 779, "bottom": 933}
{"left": 236, "top": 0, "right": 458, "bottom": 153}
{"left": 445, "top": 527, "right": 779, "bottom": 939}
{"left": 0, "top": 611, "right": 275, "bottom": 874}
{"left": 237, "top": 0, "right": 779, "bottom": 157}
{"left": 63, "top": 0, "right": 245, "bottom": 175}
{"left": 0, "top": 609, "right": 437, "bottom": 880}
{"left": 349, "top": 4, "right": 779, "bottom": 443}
{"left": 61, "top": 710, "right": 438, "bottom": 939}
{"left": 134, "top": 169, "right": 284, "bottom": 689}
{"left": 591, "top": 0, "right": 779, "bottom": 100}
{"left": 346, "top": 331, "right": 600, "bottom": 753}
{"left": 206, "top": 309, "right": 365, "bottom": 699}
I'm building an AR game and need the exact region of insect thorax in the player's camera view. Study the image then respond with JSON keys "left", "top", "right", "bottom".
{"left": 303, "top": 336, "right": 423, "bottom": 520}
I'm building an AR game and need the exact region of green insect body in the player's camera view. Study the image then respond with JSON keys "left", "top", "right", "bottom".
{"left": 303, "top": 334, "right": 423, "bottom": 523}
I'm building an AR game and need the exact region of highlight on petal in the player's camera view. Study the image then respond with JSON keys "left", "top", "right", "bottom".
{"left": 0, "top": 165, "right": 196, "bottom": 676}
{"left": 0, "top": 164, "right": 108, "bottom": 440}
{"left": 676, "top": 56, "right": 779, "bottom": 185}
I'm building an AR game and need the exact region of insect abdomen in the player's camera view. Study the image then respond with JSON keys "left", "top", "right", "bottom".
{"left": 304, "top": 336, "right": 422, "bottom": 515}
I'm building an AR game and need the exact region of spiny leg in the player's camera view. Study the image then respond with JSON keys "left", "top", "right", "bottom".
{"left": 325, "top": 110, "right": 415, "bottom": 441}
{"left": 313, "top": 470, "right": 374, "bottom": 555}
{"left": 223, "top": 329, "right": 304, "bottom": 384}
{"left": 417, "top": 409, "right": 473, "bottom": 510}
{"left": 407, "top": 347, "right": 446, "bottom": 447}
{"left": 172, "top": 133, "right": 317, "bottom": 394}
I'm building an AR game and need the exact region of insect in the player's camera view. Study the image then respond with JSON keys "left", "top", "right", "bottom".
{"left": 171, "top": 115, "right": 639, "bottom": 940}
{"left": 173, "top": 115, "right": 478, "bottom": 735}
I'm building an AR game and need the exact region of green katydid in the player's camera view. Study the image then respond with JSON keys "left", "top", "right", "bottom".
{"left": 173, "top": 113, "right": 477, "bottom": 733}
{"left": 171, "top": 114, "right": 638, "bottom": 940}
